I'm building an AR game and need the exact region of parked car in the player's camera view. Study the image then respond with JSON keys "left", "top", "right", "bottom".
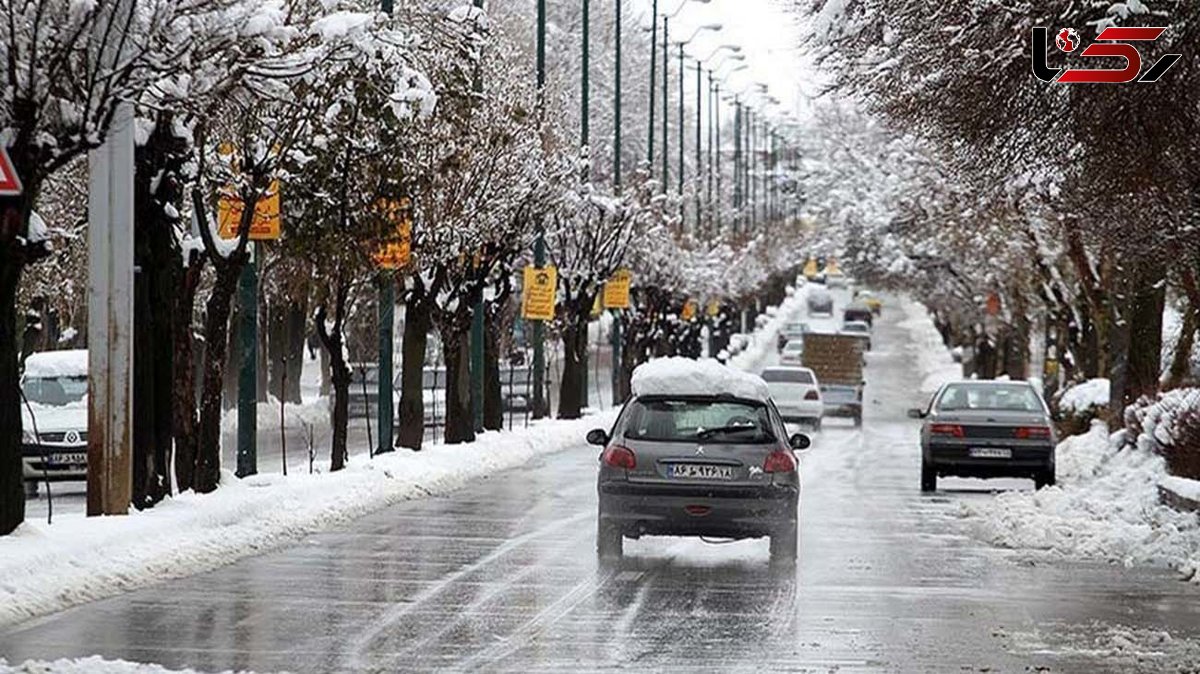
{"left": 840, "top": 320, "right": 872, "bottom": 351}
{"left": 779, "top": 339, "right": 805, "bottom": 366}
{"left": 589, "top": 358, "right": 810, "bottom": 567}
{"left": 826, "top": 271, "right": 848, "bottom": 289}
{"left": 855, "top": 290, "right": 884, "bottom": 315}
{"left": 762, "top": 366, "right": 823, "bottom": 429}
{"left": 843, "top": 302, "right": 874, "bottom": 327}
{"left": 909, "top": 380, "right": 1057, "bottom": 492}
{"left": 20, "top": 350, "right": 89, "bottom": 496}
{"left": 807, "top": 288, "right": 834, "bottom": 317}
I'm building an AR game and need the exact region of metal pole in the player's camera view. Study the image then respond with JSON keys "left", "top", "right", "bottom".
{"left": 678, "top": 45, "right": 685, "bottom": 200}
{"left": 647, "top": 0, "right": 658, "bottom": 167}
{"left": 469, "top": 0, "right": 486, "bottom": 432}
{"left": 86, "top": 2, "right": 134, "bottom": 514}
{"left": 695, "top": 60, "right": 702, "bottom": 236}
{"left": 236, "top": 243, "right": 258, "bottom": 477}
{"left": 714, "top": 84, "right": 721, "bottom": 233}
{"left": 377, "top": 0, "right": 397, "bottom": 452}
{"left": 662, "top": 17, "right": 669, "bottom": 191}
{"left": 532, "top": 0, "right": 548, "bottom": 420}
{"left": 748, "top": 108, "right": 755, "bottom": 232}
{"left": 732, "top": 100, "right": 741, "bottom": 234}
{"left": 579, "top": 0, "right": 591, "bottom": 409}
{"left": 611, "top": 0, "right": 623, "bottom": 410}
{"left": 706, "top": 72, "right": 713, "bottom": 233}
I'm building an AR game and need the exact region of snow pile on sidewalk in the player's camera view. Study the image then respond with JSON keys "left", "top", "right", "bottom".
{"left": 960, "top": 421, "right": 1200, "bottom": 583}
{"left": 0, "top": 657, "right": 248, "bottom": 674}
{"left": 897, "top": 299, "right": 962, "bottom": 392}
{"left": 221, "top": 396, "right": 330, "bottom": 435}
{"left": 1058, "top": 378, "right": 1110, "bottom": 414}
{"left": 726, "top": 285, "right": 809, "bottom": 373}
{"left": 0, "top": 412, "right": 614, "bottom": 628}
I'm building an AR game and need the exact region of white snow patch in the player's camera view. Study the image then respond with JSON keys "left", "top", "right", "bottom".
{"left": 898, "top": 298, "right": 962, "bottom": 392}
{"left": 960, "top": 421, "right": 1200, "bottom": 583}
{"left": 0, "top": 657, "right": 243, "bottom": 674}
{"left": 1058, "top": 378, "right": 1110, "bottom": 414}
{"left": 22, "top": 350, "right": 88, "bottom": 378}
{"left": 1161, "top": 475, "right": 1200, "bottom": 503}
{"left": 631, "top": 357, "right": 770, "bottom": 403}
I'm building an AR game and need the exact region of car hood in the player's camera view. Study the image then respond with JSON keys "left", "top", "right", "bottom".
{"left": 931, "top": 409, "right": 1047, "bottom": 425}
{"left": 21, "top": 403, "right": 87, "bottom": 433}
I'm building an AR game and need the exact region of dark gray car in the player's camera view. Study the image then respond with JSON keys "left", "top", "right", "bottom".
{"left": 589, "top": 394, "right": 809, "bottom": 567}
{"left": 909, "top": 380, "right": 1057, "bottom": 492}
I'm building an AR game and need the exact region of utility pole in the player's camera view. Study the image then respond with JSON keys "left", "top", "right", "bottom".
{"left": 377, "top": 0, "right": 397, "bottom": 451}
{"left": 714, "top": 83, "right": 721, "bottom": 233}
{"left": 647, "top": 0, "right": 658, "bottom": 168}
{"left": 662, "top": 17, "right": 670, "bottom": 192}
{"left": 236, "top": 243, "right": 258, "bottom": 476}
{"left": 732, "top": 99, "right": 741, "bottom": 234}
{"left": 579, "top": 0, "right": 591, "bottom": 410}
{"left": 532, "top": 0, "right": 548, "bottom": 419}
{"left": 470, "top": 0, "right": 486, "bottom": 432}
{"left": 612, "top": 0, "right": 623, "bottom": 409}
{"left": 87, "top": 0, "right": 135, "bottom": 516}
{"left": 694, "top": 60, "right": 702, "bottom": 235}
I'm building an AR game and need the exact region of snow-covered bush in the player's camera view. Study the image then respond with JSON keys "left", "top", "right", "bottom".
{"left": 1053, "top": 378, "right": 1111, "bottom": 436}
{"left": 1125, "top": 387, "right": 1200, "bottom": 480}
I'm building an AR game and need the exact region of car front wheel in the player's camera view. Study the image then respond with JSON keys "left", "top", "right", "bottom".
{"left": 920, "top": 462, "right": 937, "bottom": 493}
{"left": 596, "top": 516, "right": 623, "bottom": 560}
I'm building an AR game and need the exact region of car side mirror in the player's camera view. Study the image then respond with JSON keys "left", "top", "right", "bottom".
{"left": 907, "top": 408, "right": 925, "bottom": 419}
{"left": 789, "top": 433, "right": 811, "bottom": 450}
{"left": 586, "top": 429, "right": 609, "bottom": 446}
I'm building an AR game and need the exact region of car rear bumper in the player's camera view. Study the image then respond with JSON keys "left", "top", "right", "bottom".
{"left": 926, "top": 443, "right": 1054, "bottom": 478}
{"left": 598, "top": 481, "right": 798, "bottom": 539}
{"left": 822, "top": 402, "right": 861, "bottom": 418}
{"left": 777, "top": 402, "right": 823, "bottom": 422}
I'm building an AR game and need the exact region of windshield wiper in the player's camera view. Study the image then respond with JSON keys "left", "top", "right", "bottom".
{"left": 697, "top": 425, "right": 762, "bottom": 439}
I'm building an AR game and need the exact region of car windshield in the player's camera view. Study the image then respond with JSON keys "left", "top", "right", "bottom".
{"left": 762, "top": 369, "right": 814, "bottom": 384}
{"left": 22, "top": 376, "right": 88, "bottom": 406}
{"left": 783, "top": 341, "right": 804, "bottom": 352}
{"left": 936, "top": 383, "right": 1044, "bottom": 412}
{"left": 622, "top": 398, "right": 775, "bottom": 443}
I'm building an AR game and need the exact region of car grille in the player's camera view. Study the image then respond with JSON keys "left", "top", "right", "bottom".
{"left": 37, "top": 431, "right": 88, "bottom": 444}
{"left": 961, "top": 426, "right": 1021, "bottom": 439}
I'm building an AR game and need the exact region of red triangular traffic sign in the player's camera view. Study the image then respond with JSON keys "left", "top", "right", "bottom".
{"left": 0, "top": 146, "right": 23, "bottom": 197}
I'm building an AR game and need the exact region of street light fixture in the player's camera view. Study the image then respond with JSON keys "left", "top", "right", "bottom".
{"left": 667, "top": 23, "right": 722, "bottom": 207}
{"left": 648, "top": 0, "right": 711, "bottom": 172}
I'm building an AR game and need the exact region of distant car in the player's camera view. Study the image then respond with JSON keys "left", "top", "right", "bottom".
{"left": 20, "top": 350, "right": 89, "bottom": 496}
{"left": 590, "top": 358, "right": 810, "bottom": 568}
{"left": 856, "top": 291, "right": 883, "bottom": 315}
{"left": 807, "top": 288, "right": 834, "bottom": 317}
{"left": 779, "top": 339, "right": 805, "bottom": 365}
{"left": 840, "top": 320, "right": 872, "bottom": 350}
{"left": 843, "top": 302, "right": 874, "bottom": 327}
{"left": 909, "top": 380, "right": 1057, "bottom": 492}
{"left": 777, "top": 322, "right": 809, "bottom": 352}
{"left": 826, "top": 272, "right": 848, "bottom": 289}
{"left": 762, "top": 366, "right": 823, "bottom": 429}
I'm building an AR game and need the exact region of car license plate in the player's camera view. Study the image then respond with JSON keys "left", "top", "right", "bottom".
{"left": 49, "top": 453, "right": 87, "bottom": 465}
{"left": 969, "top": 447, "right": 1012, "bottom": 459}
{"left": 669, "top": 464, "right": 734, "bottom": 480}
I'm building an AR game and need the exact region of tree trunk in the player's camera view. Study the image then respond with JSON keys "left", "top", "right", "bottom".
{"left": 1123, "top": 265, "right": 1166, "bottom": 405}
{"left": 442, "top": 326, "right": 474, "bottom": 444}
{"left": 172, "top": 255, "right": 204, "bottom": 492}
{"left": 285, "top": 299, "right": 306, "bottom": 403}
{"left": 1165, "top": 304, "right": 1196, "bottom": 389}
{"left": 397, "top": 297, "right": 431, "bottom": 450}
{"left": 223, "top": 300, "right": 241, "bottom": 410}
{"left": 327, "top": 347, "right": 351, "bottom": 472}
{"left": 483, "top": 301, "right": 504, "bottom": 431}
{"left": 195, "top": 262, "right": 245, "bottom": 493}
{"left": 558, "top": 305, "right": 590, "bottom": 420}
{"left": 0, "top": 235, "right": 25, "bottom": 535}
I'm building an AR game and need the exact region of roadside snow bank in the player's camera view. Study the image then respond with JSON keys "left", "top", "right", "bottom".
{"left": 961, "top": 421, "right": 1200, "bottom": 583}
{"left": 0, "top": 412, "right": 615, "bottom": 628}
{"left": 1058, "top": 378, "right": 1110, "bottom": 414}
{"left": 898, "top": 299, "right": 962, "bottom": 393}
{"left": 0, "top": 657, "right": 243, "bottom": 674}
{"left": 727, "top": 285, "right": 808, "bottom": 373}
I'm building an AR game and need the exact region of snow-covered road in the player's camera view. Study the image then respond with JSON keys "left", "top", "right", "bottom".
{"left": 3, "top": 293, "right": 1200, "bottom": 672}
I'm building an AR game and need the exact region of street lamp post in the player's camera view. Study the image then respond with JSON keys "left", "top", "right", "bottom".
{"left": 612, "top": 0, "right": 623, "bottom": 408}
{"left": 532, "top": 0, "right": 548, "bottom": 419}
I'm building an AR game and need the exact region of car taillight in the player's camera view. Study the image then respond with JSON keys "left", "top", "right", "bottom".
{"left": 804, "top": 390, "right": 819, "bottom": 400}
{"left": 930, "top": 424, "right": 964, "bottom": 438}
{"left": 602, "top": 445, "right": 637, "bottom": 470}
{"left": 764, "top": 450, "right": 796, "bottom": 473}
{"left": 1014, "top": 426, "right": 1052, "bottom": 440}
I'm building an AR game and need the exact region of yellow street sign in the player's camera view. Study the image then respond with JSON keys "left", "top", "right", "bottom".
{"left": 521, "top": 265, "right": 557, "bottom": 321}
{"left": 706, "top": 299, "right": 721, "bottom": 317}
{"left": 681, "top": 299, "right": 698, "bottom": 321}
{"left": 823, "top": 258, "right": 840, "bottom": 275}
{"left": 218, "top": 181, "right": 282, "bottom": 241}
{"left": 602, "top": 269, "right": 632, "bottom": 309}
{"left": 372, "top": 197, "right": 413, "bottom": 270}
{"left": 803, "top": 258, "right": 819, "bottom": 278}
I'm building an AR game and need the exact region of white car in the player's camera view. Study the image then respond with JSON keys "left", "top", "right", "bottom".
{"left": 779, "top": 338, "right": 805, "bottom": 365}
{"left": 762, "top": 366, "right": 823, "bottom": 429}
{"left": 20, "top": 350, "right": 89, "bottom": 496}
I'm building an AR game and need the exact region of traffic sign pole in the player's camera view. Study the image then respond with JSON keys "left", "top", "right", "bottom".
{"left": 377, "top": 272, "right": 395, "bottom": 453}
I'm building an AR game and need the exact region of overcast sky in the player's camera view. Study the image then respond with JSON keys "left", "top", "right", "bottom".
{"left": 631, "top": 0, "right": 817, "bottom": 122}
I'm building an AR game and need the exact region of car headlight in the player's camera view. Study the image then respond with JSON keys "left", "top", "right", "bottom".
{"left": 21, "top": 428, "right": 37, "bottom": 444}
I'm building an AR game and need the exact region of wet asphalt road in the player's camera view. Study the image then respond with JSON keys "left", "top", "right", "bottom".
{"left": 4, "top": 300, "right": 1200, "bottom": 672}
